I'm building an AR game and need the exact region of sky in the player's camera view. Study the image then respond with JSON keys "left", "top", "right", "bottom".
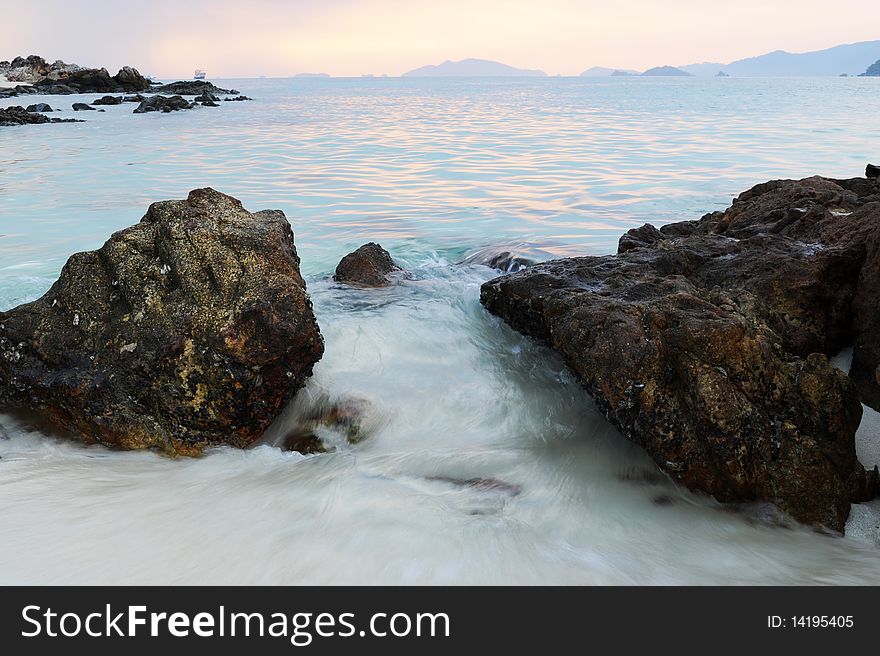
{"left": 3, "top": 0, "right": 880, "bottom": 77}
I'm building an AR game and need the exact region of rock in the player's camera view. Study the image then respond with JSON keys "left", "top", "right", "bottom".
{"left": 0, "top": 188, "right": 324, "bottom": 455}
{"left": 194, "top": 92, "right": 219, "bottom": 103}
{"left": 0, "top": 85, "right": 38, "bottom": 99}
{"left": 71, "top": 103, "right": 96, "bottom": 111}
{"left": 481, "top": 174, "right": 880, "bottom": 532}
{"left": 334, "top": 243, "right": 400, "bottom": 287}
{"left": 149, "top": 80, "right": 238, "bottom": 96}
{"left": 0, "top": 56, "right": 151, "bottom": 94}
{"left": 113, "top": 66, "right": 150, "bottom": 92}
{"left": 34, "top": 66, "right": 151, "bottom": 94}
{"left": 461, "top": 245, "right": 537, "bottom": 273}
{"left": 122, "top": 94, "right": 146, "bottom": 103}
{"left": 132, "top": 95, "right": 193, "bottom": 114}
{"left": 201, "top": 100, "right": 219, "bottom": 107}
{"left": 0, "top": 106, "right": 81, "bottom": 126}
{"left": 92, "top": 95, "right": 122, "bottom": 106}
{"left": 868, "top": 164, "right": 880, "bottom": 179}
{"left": 223, "top": 95, "right": 253, "bottom": 101}
{"left": 25, "top": 103, "right": 53, "bottom": 113}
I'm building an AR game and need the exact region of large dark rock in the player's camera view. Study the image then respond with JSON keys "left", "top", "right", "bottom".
{"left": 72, "top": 103, "right": 96, "bottom": 111}
{"left": 0, "top": 189, "right": 324, "bottom": 455}
{"left": 0, "top": 106, "right": 81, "bottom": 126}
{"left": 149, "top": 80, "right": 239, "bottom": 96}
{"left": 33, "top": 66, "right": 151, "bottom": 94}
{"left": 868, "top": 164, "right": 880, "bottom": 179}
{"left": 132, "top": 95, "right": 193, "bottom": 114}
{"left": 334, "top": 243, "right": 400, "bottom": 287}
{"left": 481, "top": 174, "right": 880, "bottom": 531}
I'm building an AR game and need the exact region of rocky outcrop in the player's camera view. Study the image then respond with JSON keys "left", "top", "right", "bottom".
{"left": 0, "top": 56, "right": 151, "bottom": 95}
{"left": 149, "top": 81, "right": 239, "bottom": 96}
{"left": 223, "top": 96, "right": 253, "bottom": 101}
{"left": 0, "top": 189, "right": 324, "bottom": 455}
{"left": 334, "top": 243, "right": 400, "bottom": 287}
{"left": 868, "top": 164, "right": 880, "bottom": 179}
{"left": 0, "top": 106, "right": 81, "bottom": 126}
{"left": 132, "top": 95, "right": 193, "bottom": 114}
{"left": 481, "top": 173, "right": 880, "bottom": 531}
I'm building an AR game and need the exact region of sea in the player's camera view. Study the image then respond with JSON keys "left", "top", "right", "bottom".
{"left": 1, "top": 76, "right": 879, "bottom": 584}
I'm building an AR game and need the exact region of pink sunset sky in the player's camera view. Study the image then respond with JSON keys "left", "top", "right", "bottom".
{"left": 4, "top": 0, "right": 879, "bottom": 77}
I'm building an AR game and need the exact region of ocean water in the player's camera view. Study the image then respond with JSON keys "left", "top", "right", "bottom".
{"left": 1, "top": 77, "right": 879, "bottom": 584}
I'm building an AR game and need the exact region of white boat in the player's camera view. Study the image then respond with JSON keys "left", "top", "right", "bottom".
{"left": 193, "top": 69, "right": 206, "bottom": 80}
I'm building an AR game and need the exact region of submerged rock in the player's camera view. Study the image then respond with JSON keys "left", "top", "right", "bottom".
{"left": 461, "top": 245, "right": 537, "bottom": 273}
{"left": 334, "top": 243, "right": 400, "bottom": 287}
{"left": 0, "top": 188, "right": 324, "bottom": 455}
{"left": 71, "top": 103, "right": 96, "bottom": 111}
{"left": 132, "top": 95, "right": 193, "bottom": 114}
{"left": 481, "top": 173, "right": 880, "bottom": 531}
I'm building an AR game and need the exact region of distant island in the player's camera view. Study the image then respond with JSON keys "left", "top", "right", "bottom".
{"left": 580, "top": 66, "right": 638, "bottom": 77}
{"left": 578, "top": 39, "right": 880, "bottom": 78}
{"left": 860, "top": 58, "right": 880, "bottom": 76}
{"left": 642, "top": 66, "right": 692, "bottom": 77}
{"left": 680, "top": 39, "right": 880, "bottom": 76}
{"left": 294, "top": 73, "right": 330, "bottom": 78}
{"left": 402, "top": 58, "right": 547, "bottom": 77}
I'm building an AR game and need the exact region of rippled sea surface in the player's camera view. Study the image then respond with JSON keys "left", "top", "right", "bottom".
{"left": 1, "top": 77, "right": 880, "bottom": 584}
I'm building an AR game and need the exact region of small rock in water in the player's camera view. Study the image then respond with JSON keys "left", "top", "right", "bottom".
{"left": 278, "top": 429, "right": 329, "bottom": 455}
{"left": 25, "top": 103, "right": 53, "bottom": 113}
{"left": 334, "top": 243, "right": 400, "bottom": 287}
{"left": 259, "top": 395, "right": 375, "bottom": 454}
{"left": 71, "top": 103, "right": 96, "bottom": 111}
{"left": 92, "top": 95, "right": 123, "bottom": 106}
{"left": 460, "top": 245, "right": 538, "bottom": 273}
{"left": 867, "top": 163, "right": 880, "bottom": 179}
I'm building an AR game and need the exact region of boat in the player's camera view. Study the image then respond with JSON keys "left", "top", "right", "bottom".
{"left": 193, "top": 69, "right": 206, "bottom": 80}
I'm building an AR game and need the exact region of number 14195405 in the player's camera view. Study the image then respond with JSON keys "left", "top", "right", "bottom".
{"left": 768, "top": 616, "right": 854, "bottom": 629}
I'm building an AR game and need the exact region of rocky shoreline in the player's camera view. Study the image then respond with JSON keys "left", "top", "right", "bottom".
{"left": 481, "top": 169, "right": 880, "bottom": 531}
{"left": 0, "top": 169, "right": 878, "bottom": 533}
{"left": 0, "top": 55, "right": 252, "bottom": 123}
